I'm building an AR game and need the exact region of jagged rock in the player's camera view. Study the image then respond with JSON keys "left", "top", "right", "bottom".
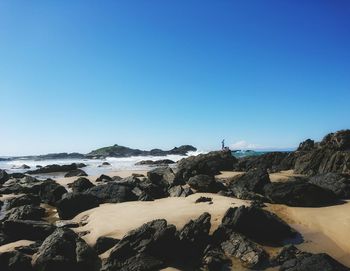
{"left": 176, "top": 150, "right": 237, "bottom": 181}
{"left": 309, "top": 173, "right": 350, "bottom": 199}
{"left": 2, "top": 205, "right": 45, "bottom": 221}
{"left": 95, "top": 174, "right": 113, "bottom": 183}
{"left": 16, "top": 241, "right": 42, "bottom": 255}
{"left": 320, "top": 130, "right": 350, "bottom": 151}
{"left": 221, "top": 232, "right": 269, "bottom": 269}
{"left": 26, "top": 163, "right": 84, "bottom": 174}
{"left": 56, "top": 193, "right": 99, "bottom": 220}
{"left": 147, "top": 167, "right": 181, "bottom": 186}
{"left": 213, "top": 206, "right": 296, "bottom": 246}
{"left": 135, "top": 159, "right": 176, "bottom": 166}
{"left": 138, "top": 181, "right": 169, "bottom": 199}
{"left": 195, "top": 196, "right": 212, "bottom": 203}
{"left": 86, "top": 182, "right": 137, "bottom": 203}
{"left": 0, "top": 169, "right": 9, "bottom": 185}
{"left": 102, "top": 162, "right": 111, "bottom": 166}
{"left": 102, "top": 219, "right": 176, "bottom": 271}
{"left": 3, "top": 220, "right": 56, "bottom": 241}
{"left": 6, "top": 194, "right": 41, "bottom": 210}
{"left": 270, "top": 245, "right": 303, "bottom": 266}
{"left": 264, "top": 180, "right": 337, "bottom": 207}
{"left": 297, "top": 139, "right": 315, "bottom": 151}
{"left": 187, "top": 174, "right": 225, "bottom": 193}
{"left": 64, "top": 169, "right": 88, "bottom": 178}
{"left": 280, "top": 252, "right": 350, "bottom": 271}
{"left": 229, "top": 168, "right": 270, "bottom": 196}
{"left": 201, "top": 246, "right": 231, "bottom": 271}
{"left": 93, "top": 236, "right": 120, "bottom": 254}
{"left": 69, "top": 177, "right": 95, "bottom": 193}
{"left": 168, "top": 186, "right": 193, "bottom": 197}
{"left": 37, "top": 180, "right": 67, "bottom": 206}
{"left": 0, "top": 251, "right": 33, "bottom": 271}
{"left": 178, "top": 213, "right": 211, "bottom": 261}
{"left": 33, "top": 228, "right": 101, "bottom": 271}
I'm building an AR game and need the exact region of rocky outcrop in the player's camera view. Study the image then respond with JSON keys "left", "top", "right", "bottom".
{"left": 0, "top": 251, "right": 33, "bottom": 271}
{"left": 33, "top": 228, "right": 101, "bottom": 271}
{"left": 37, "top": 180, "right": 67, "bottom": 206}
{"left": 69, "top": 177, "right": 95, "bottom": 193}
{"left": 56, "top": 193, "right": 99, "bottom": 220}
{"left": 175, "top": 150, "right": 237, "bottom": 181}
{"left": 187, "top": 174, "right": 225, "bottom": 193}
{"left": 264, "top": 180, "right": 337, "bottom": 207}
{"left": 86, "top": 144, "right": 196, "bottom": 158}
{"left": 297, "top": 139, "right": 315, "bottom": 151}
{"left": 309, "top": 173, "right": 350, "bottom": 199}
{"left": 26, "top": 163, "right": 86, "bottom": 174}
{"left": 135, "top": 159, "right": 176, "bottom": 166}
{"left": 64, "top": 169, "right": 88, "bottom": 177}
{"left": 213, "top": 206, "right": 296, "bottom": 246}
{"left": 95, "top": 174, "right": 113, "bottom": 183}
{"left": 147, "top": 167, "right": 181, "bottom": 186}
{"left": 0, "top": 169, "right": 9, "bottom": 185}
{"left": 6, "top": 194, "right": 41, "bottom": 210}
{"left": 2, "top": 205, "right": 45, "bottom": 221}
{"left": 86, "top": 182, "right": 137, "bottom": 203}
{"left": 320, "top": 130, "right": 350, "bottom": 151}
{"left": 168, "top": 185, "right": 193, "bottom": 197}
{"left": 93, "top": 236, "right": 120, "bottom": 254}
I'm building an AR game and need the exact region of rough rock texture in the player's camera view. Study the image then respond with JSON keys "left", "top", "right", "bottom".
{"left": 201, "top": 246, "right": 231, "bottom": 271}
{"left": 187, "top": 174, "right": 225, "bottom": 193}
{"left": 93, "top": 236, "right": 120, "bottom": 255}
{"left": 221, "top": 232, "right": 269, "bottom": 269}
{"left": 56, "top": 193, "right": 99, "bottom": 220}
{"left": 264, "top": 180, "right": 337, "bottom": 207}
{"left": 37, "top": 180, "right": 68, "bottom": 206}
{"left": 6, "top": 194, "right": 41, "bottom": 210}
{"left": 0, "top": 169, "right": 9, "bottom": 185}
{"left": 168, "top": 185, "right": 193, "bottom": 197}
{"left": 309, "top": 173, "right": 350, "bottom": 199}
{"left": 2, "top": 205, "right": 45, "bottom": 221}
{"left": 320, "top": 130, "right": 350, "bottom": 151}
{"left": 95, "top": 174, "right": 113, "bottom": 183}
{"left": 26, "top": 163, "right": 85, "bottom": 174}
{"left": 229, "top": 168, "right": 270, "bottom": 196}
{"left": 297, "top": 139, "right": 315, "bottom": 151}
{"left": 69, "top": 177, "right": 95, "bottom": 193}
{"left": 86, "top": 182, "right": 137, "bottom": 203}
{"left": 213, "top": 206, "right": 296, "bottom": 246}
{"left": 176, "top": 151, "right": 237, "bottom": 181}
{"left": 135, "top": 159, "right": 175, "bottom": 166}
{"left": 64, "top": 169, "right": 88, "bottom": 177}
{"left": 147, "top": 167, "right": 181, "bottom": 186}
{"left": 0, "top": 251, "right": 33, "bottom": 271}
{"left": 3, "top": 220, "right": 56, "bottom": 242}
{"left": 33, "top": 228, "right": 101, "bottom": 271}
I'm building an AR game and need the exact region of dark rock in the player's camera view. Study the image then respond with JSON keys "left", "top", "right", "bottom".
{"left": 86, "top": 182, "right": 137, "bottom": 203}
{"left": 201, "top": 246, "right": 231, "bottom": 271}
{"left": 102, "top": 219, "right": 176, "bottom": 270}
{"left": 309, "top": 173, "right": 350, "bottom": 199}
{"left": 6, "top": 194, "right": 41, "bottom": 210}
{"left": 270, "top": 245, "right": 303, "bottom": 266}
{"left": 221, "top": 232, "right": 269, "bottom": 269}
{"left": 168, "top": 186, "right": 193, "bottom": 197}
{"left": 280, "top": 252, "right": 350, "bottom": 271}
{"left": 213, "top": 206, "right": 296, "bottom": 246}
{"left": 64, "top": 169, "right": 88, "bottom": 178}
{"left": 264, "top": 180, "right": 337, "bottom": 207}
{"left": 3, "top": 220, "right": 56, "bottom": 241}
{"left": 12, "top": 164, "right": 30, "bottom": 170}
{"left": 69, "top": 177, "right": 95, "bottom": 193}
{"left": 37, "top": 180, "right": 67, "bottom": 206}
{"left": 138, "top": 181, "right": 169, "bottom": 199}
{"left": 195, "top": 196, "right": 212, "bottom": 203}
{"left": 0, "top": 251, "right": 33, "bottom": 271}
{"left": 2, "top": 205, "right": 45, "bottom": 221}
{"left": 187, "top": 174, "right": 225, "bottom": 193}
{"left": 56, "top": 193, "right": 99, "bottom": 220}
{"left": 147, "top": 167, "right": 181, "bottom": 187}
{"left": 102, "top": 162, "right": 111, "bottom": 166}
{"left": 26, "top": 163, "right": 81, "bottom": 174}
{"left": 320, "top": 130, "right": 350, "bottom": 151}
{"left": 8, "top": 173, "right": 26, "bottom": 179}
{"left": 297, "top": 139, "right": 315, "bottom": 151}
{"left": 176, "top": 151, "right": 237, "bottom": 181}
{"left": 229, "top": 168, "right": 271, "bottom": 196}
{"left": 132, "top": 173, "right": 145, "bottom": 178}
{"left": 135, "top": 159, "right": 176, "bottom": 166}
{"left": 112, "top": 176, "right": 123, "bottom": 181}
{"left": 33, "top": 228, "right": 101, "bottom": 271}
{"left": 15, "top": 240, "right": 42, "bottom": 255}
{"left": 95, "top": 174, "right": 113, "bottom": 183}
{"left": 93, "top": 236, "right": 120, "bottom": 254}
{"left": 0, "top": 169, "right": 9, "bottom": 185}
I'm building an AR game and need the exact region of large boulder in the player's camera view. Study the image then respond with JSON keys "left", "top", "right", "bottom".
{"left": 187, "top": 174, "right": 225, "bottom": 193}
{"left": 264, "top": 180, "right": 337, "bottom": 207}
{"left": 201, "top": 246, "right": 231, "bottom": 271}
{"left": 26, "top": 163, "right": 84, "bottom": 174}
{"left": 0, "top": 251, "right": 33, "bottom": 271}
{"left": 221, "top": 232, "right": 268, "bottom": 269}
{"left": 3, "top": 220, "right": 56, "bottom": 242}
{"left": 2, "top": 205, "right": 45, "bottom": 221}
{"left": 95, "top": 174, "right": 113, "bottom": 183}
{"left": 64, "top": 169, "right": 88, "bottom": 178}
{"left": 56, "top": 193, "right": 99, "bottom": 220}
{"left": 309, "top": 173, "right": 350, "bottom": 199}
{"left": 33, "top": 228, "right": 101, "bottom": 271}
{"left": 213, "top": 206, "right": 296, "bottom": 246}
{"left": 0, "top": 169, "right": 9, "bottom": 185}
{"left": 229, "top": 168, "right": 270, "bottom": 196}
{"left": 102, "top": 219, "right": 176, "bottom": 271}
{"left": 6, "top": 194, "right": 41, "bottom": 210}
{"left": 93, "top": 236, "right": 120, "bottom": 255}
{"left": 37, "top": 180, "right": 67, "bottom": 206}
{"left": 168, "top": 185, "right": 193, "bottom": 197}
{"left": 69, "top": 177, "right": 95, "bottom": 193}
{"left": 147, "top": 167, "right": 181, "bottom": 186}
{"left": 320, "top": 130, "right": 350, "bottom": 151}
{"left": 176, "top": 151, "right": 237, "bottom": 181}
{"left": 86, "top": 182, "right": 137, "bottom": 203}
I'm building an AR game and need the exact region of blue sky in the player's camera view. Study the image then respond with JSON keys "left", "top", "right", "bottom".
{"left": 0, "top": 1, "right": 349, "bottom": 155}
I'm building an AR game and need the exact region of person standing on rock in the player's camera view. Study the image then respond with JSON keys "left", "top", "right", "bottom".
{"left": 222, "top": 139, "right": 225, "bottom": 150}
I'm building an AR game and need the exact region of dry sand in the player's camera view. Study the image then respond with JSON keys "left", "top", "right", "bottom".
{"left": 268, "top": 201, "right": 350, "bottom": 267}
{"left": 0, "top": 240, "right": 34, "bottom": 253}
{"left": 73, "top": 193, "right": 249, "bottom": 246}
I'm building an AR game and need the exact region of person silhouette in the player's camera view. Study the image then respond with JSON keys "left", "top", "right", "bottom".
{"left": 221, "top": 139, "right": 225, "bottom": 150}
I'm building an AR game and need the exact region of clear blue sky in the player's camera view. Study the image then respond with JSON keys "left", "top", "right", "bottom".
{"left": 0, "top": 1, "right": 349, "bottom": 156}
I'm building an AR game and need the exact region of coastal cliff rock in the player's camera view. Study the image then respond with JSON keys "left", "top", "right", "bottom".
{"left": 175, "top": 150, "right": 237, "bottom": 181}
{"left": 309, "top": 173, "right": 350, "bottom": 199}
